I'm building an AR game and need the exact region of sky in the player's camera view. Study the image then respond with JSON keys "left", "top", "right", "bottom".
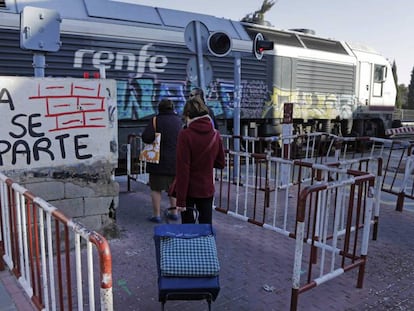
{"left": 117, "top": 0, "right": 413, "bottom": 85}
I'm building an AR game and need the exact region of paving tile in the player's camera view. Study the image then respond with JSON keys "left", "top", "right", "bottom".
{"left": 0, "top": 271, "right": 17, "bottom": 311}
{"left": 0, "top": 270, "right": 35, "bottom": 311}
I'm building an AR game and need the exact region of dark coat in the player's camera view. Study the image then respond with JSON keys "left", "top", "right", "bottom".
{"left": 175, "top": 115, "right": 225, "bottom": 207}
{"left": 141, "top": 111, "right": 182, "bottom": 176}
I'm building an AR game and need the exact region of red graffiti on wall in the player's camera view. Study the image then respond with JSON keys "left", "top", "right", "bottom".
{"left": 29, "top": 82, "right": 106, "bottom": 131}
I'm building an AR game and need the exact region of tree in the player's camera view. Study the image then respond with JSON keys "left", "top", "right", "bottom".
{"left": 392, "top": 60, "right": 398, "bottom": 85}
{"left": 408, "top": 66, "right": 414, "bottom": 109}
{"left": 398, "top": 84, "right": 408, "bottom": 108}
{"left": 392, "top": 60, "right": 402, "bottom": 108}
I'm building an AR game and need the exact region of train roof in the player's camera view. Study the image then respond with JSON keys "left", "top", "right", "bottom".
{"left": 1, "top": 0, "right": 251, "bottom": 41}
{"left": 1, "top": 0, "right": 383, "bottom": 58}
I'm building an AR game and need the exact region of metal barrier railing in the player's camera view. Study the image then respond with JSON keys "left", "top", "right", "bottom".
{"left": 331, "top": 136, "right": 414, "bottom": 211}
{"left": 323, "top": 157, "right": 383, "bottom": 240}
{"left": 376, "top": 139, "right": 414, "bottom": 211}
{"left": 214, "top": 151, "right": 377, "bottom": 310}
{"left": 291, "top": 172, "right": 375, "bottom": 310}
{"left": 398, "top": 154, "right": 414, "bottom": 203}
{"left": 125, "top": 131, "right": 414, "bottom": 211}
{"left": 0, "top": 173, "right": 113, "bottom": 311}
{"left": 125, "top": 133, "right": 148, "bottom": 190}
{"left": 221, "top": 132, "right": 337, "bottom": 163}
{"left": 215, "top": 151, "right": 380, "bottom": 237}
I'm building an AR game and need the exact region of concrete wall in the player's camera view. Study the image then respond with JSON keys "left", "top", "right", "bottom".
{"left": 0, "top": 77, "right": 118, "bottom": 232}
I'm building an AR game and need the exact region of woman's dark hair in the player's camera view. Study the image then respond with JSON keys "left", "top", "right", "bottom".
{"left": 158, "top": 98, "right": 174, "bottom": 112}
{"left": 189, "top": 87, "right": 205, "bottom": 101}
{"left": 183, "top": 97, "right": 209, "bottom": 119}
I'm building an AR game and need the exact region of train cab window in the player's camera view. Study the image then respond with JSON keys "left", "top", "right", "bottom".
{"left": 373, "top": 64, "right": 386, "bottom": 97}
{"left": 374, "top": 64, "right": 386, "bottom": 83}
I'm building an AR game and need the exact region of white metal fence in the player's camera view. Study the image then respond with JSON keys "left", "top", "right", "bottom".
{"left": 0, "top": 173, "right": 113, "bottom": 311}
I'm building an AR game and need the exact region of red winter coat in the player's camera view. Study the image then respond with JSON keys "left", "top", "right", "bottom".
{"left": 175, "top": 115, "right": 225, "bottom": 207}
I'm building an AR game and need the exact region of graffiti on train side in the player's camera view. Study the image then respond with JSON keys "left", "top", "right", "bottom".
{"left": 117, "top": 77, "right": 271, "bottom": 120}
{"left": 116, "top": 76, "right": 355, "bottom": 122}
{"left": 262, "top": 86, "right": 355, "bottom": 121}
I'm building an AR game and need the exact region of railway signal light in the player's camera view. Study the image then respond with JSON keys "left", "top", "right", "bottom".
{"left": 207, "top": 31, "right": 232, "bottom": 57}
{"left": 253, "top": 33, "right": 274, "bottom": 60}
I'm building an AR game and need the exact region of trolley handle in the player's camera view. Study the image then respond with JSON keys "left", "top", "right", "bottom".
{"left": 168, "top": 206, "right": 199, "bottom": 222}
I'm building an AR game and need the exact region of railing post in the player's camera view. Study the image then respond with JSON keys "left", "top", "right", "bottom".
{"left": 396, "top": 191, "right": 405, "bottom": 212}
{"left": 0, "top": 241, "right": 4, "bottom": 271}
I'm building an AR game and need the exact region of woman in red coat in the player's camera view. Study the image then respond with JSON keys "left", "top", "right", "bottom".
{"left": 174, "top": 97, "right": 225, "bottom": 224}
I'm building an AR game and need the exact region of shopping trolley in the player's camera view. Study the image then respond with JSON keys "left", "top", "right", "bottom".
{"left": 153, "top": 222, "right": 220, "bottom": 310}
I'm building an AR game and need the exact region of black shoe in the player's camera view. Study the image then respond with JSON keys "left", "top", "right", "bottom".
{"left": 164, "top": 209, "right": 179, "bottom": 221}
{"left": 147, "top": 216, "right": 162, "bottom": 223}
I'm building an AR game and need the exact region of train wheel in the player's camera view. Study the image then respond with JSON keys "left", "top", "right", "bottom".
{"left": 351, "top": 119, "right": 364, "bottom": 137}
{"left": 340, "top": 119, "right": 353, "bottom": 136}
{"left": 321, "top": 120, "right": 332, "bottom": 133}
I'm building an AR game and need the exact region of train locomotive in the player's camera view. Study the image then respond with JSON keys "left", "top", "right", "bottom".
{"left": 0, "top": 0, "right": 397, "bottom": 164}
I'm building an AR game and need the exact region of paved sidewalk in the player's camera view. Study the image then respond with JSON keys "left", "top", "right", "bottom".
{"left": 110, "top": 178, "right": 414, "bottom": 310}
{"left": 0, "top": 268, "right": 35, "bottom": 311}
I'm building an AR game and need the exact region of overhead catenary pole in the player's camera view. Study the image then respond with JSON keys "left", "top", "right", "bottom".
{"left": 33, "top": 52, "right": 46, "bottom": 77}
{"left": 195, "top": 21, "right": 206, "bottom": 93}
{"left": 233, "top": 52, "right": 242, "bottom": 182}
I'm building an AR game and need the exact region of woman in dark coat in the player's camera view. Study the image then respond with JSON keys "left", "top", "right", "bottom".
{"left": 141, "top": 98, "right": 182, "bottom": 223}
{"left": 175, "top": 97, "right": 225, "bottom": 224}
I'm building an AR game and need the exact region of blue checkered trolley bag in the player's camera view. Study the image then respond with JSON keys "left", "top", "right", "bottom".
{"left": 154, "top": 223, "right": 220, "bottom": 310}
